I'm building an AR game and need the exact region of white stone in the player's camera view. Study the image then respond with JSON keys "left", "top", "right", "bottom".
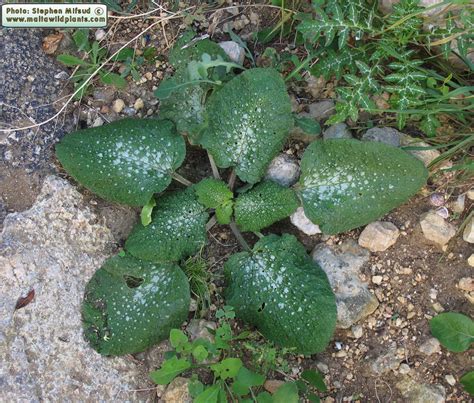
{"left": 312, "top": 240, "right": 378, "bottom": 328}
{"left": 0, "top": 176, "right": 146, "bottom": 401}
{"left": 463, "top": 216, "right": 474, "bottom": 243}
{"left": 419, "top": 337, "right": 441, "bottom": 355}
{"left": 420, "top": 211, "right": 456, "bottom": 247}
{"left": 265, "top": 154, "right": 300, "bottom": 187}
{"left": 458, "top": 277, "right": 474, "bottom": 292}
{"left": 467, "top": 189, "right": 474, "bottom": 201}
{"left": 134, "top": 98, "right": 144, "bottom": 110}
{"left": 358, "top": 221, "right": 400, "bottom": 252}
{"left": 112, "top": 98, "right": 125, "bottom": 113}
{"left": 218, "top": 41, "right": 245, "bottom": 65}
{"left": 351, "top": 324, "right": 363, "bottom": 339}
{"left": 290, "top": 207, "right": 321, "bottom": 235}
{"left": 95, "top": 29, "right": 106, "bottom": 41}
{"left": 468, "top": 254, "right": 474, "bottom": 267}
{"left": 445, "top": 375, "right": 456, "bottom": 386}
{"left": 372, "top": 275, "right": 383, "bottom": 285}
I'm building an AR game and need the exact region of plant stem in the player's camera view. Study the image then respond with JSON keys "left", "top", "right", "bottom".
{"left": 228, "top": 170, "right": 237, "bottom": 190}
{"left": 171, "top": 172, "right": 193, "bottom": 186}
{"left": 253, "top": 231, "right": 264, "bottom": 239}
{"left": 207, "top": 152, "right": 221, "bottom": 179}
{"left": 206, "top": 215, "right": 217, "bottom": 231}
{"left": 229, "top": 221, "right": 251, "bottom": 251}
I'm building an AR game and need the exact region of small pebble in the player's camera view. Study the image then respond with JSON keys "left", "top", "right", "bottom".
{"left": 112, "top": 99, "right": 125, "bottom": 113}
{"left": 134, "top": 98, "right": 144, "bottom": 110}
{"left": 445, "top": 375, "right": 456, "bottom": 386}
{"left": 372, "top": 275, "right": 383, "bottom": 285}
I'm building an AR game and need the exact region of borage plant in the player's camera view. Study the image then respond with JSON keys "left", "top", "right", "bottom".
{"left": 55, "top": 32, "right": 427, "bottom": 360}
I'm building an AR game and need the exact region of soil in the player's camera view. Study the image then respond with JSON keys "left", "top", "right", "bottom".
{"left": 2, "top": 1, "right": 472, "bottom": 401}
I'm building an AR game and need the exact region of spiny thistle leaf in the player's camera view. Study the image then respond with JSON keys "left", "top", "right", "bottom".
{"left": 82, "top": 254, "right": 190, "bottom": 356}
{"left": 125, "top": 188, "right": 209, "bottom": 262}
{"left": 297, "top": 139, "right": 428, "bottom": 234}
{"left": 200, "top": 68, "right": 293, "bottom": 184}
{"left": 234, "top": 181, "right": 299, "bottom": 232}
{"left": 55, "top": 119, "right": 185, "bottom": 206}
{"left": 225, "top": 234, "right": 336, "bottom": 354}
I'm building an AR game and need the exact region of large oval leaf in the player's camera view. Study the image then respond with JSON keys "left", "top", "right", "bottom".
{"left": 200, "top": 68, "right": 293, "bottom": 184}
{"left": 429, "top": 312, "right": 474, "bottom": 352}
{"left": 235, "top": 181, "right": 299, "bottom": 232}
{"left": 56, "top": 118, "right": 185, "bottom": 206}
{"left": 297, "top": 139, "right": 428, "bottom": 234}
{"left": 224, "top": 234, "right": 337, "bottom": 354}
{"left": 125, "top": 188, "right": 209, "bottom": 262}
{"left": 82, "top": 254, "right": 190, "bottom": 356}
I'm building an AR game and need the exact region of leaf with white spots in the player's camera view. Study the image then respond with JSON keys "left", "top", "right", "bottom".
{"left": 125, "top": 188, "right": 209, "bottom": 262}
{"left": 225, "top": 234, "right": 337, "bottom": 354}
{"left": 235, "top": 181, "right": 299, "bottom": 232}
{"left": 82, "top": 254, "right": 190, "bottom": 356}
{"left": 200, "top": 68, "right": 293, "bottom": 184}
{"left": 56, "top": 118, "right": 185, "bottom": 206}
{"left": 194, "top": 178, "right": 233, "bottom": 209}
{"left": 297, "top": 139, "right": 428, "bottom": 234}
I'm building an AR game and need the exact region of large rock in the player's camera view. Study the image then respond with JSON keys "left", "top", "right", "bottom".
{"left": 358, "top": 221, "right": 400, "bottom": 252}
{"left": 307, "top": 100, "right": 335, "bottom": 121}
{"left": 312, "top": 240, "right": 378, "bottom": 328}
{"left": 218, "top": 41, "right": 245, "bottom": 65}
{"left": 400, "top": 135, "right": 440, "bottom": 167}
{"left": 362, "top": 127, "right": 401, "bottom": 147}
{"left": 0, "top": 176, "right": 148, "bottom": 401}
{"left": 162, "top": 377, "right": 192, "bottom": 403}
{"left": 265, "top": 154, "right": 300, "bottom": 187}
{"left": 371, "top": 342, "right": 402, "bottom": 374}
{"left": 323, "top": 123, "right": 352, "bottom": 140}
{"left": 420, "top": 211, "right": 456, "bottom": 247}
{"left": 396, "top": 377, "right": 446, "bottom": 403}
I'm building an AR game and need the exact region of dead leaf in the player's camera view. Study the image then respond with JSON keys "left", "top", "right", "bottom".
{"left": 42, "top": 32, "right": 64, "bottom": 55}
{"left": 15, "top": 289, "right": 35, "bottom": 310}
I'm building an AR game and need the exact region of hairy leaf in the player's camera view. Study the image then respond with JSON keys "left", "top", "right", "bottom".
{"left": 194, "top": 178, "right": 233, "bottom": 209}
{"left": 235, "top": 181, "right": 299, "bottom": 232}
{"left": 126, "top": 188, "right": 209, "bottom": 262}
{"left": 430, "top": 312, "right": 474, "bottom": 352}
{"left": 150, "top": 357, "right": 191, "bottom": 385}
{"left": 298, "top": 139, "right": 427, "bottom": 234}
{"left": 200, "top": 68, "right": 293, "bottom": 184}
{"left": 82, "top": 254, "right": 190, "bottom": 355}
{"left": 225, "top": 234, "right": 337, "bottom": 354}
{"left": 56, "top": 119, "right": 185, "bottom": 206}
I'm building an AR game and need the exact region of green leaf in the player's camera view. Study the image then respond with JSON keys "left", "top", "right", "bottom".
{"left": 72, "top": 29, "right": 90, "bottom": 51}
{"left": 192, "top": 345, "right": 209, "bottom": 362}
{"left": 194, "top": 384, "right": 222, "bottom": 403}
{"left": 211, "top": 358, "right": 243, "bottom": 380}
{"left": 168, "top": 30, "right": 230, "bottom": 71}
{"left": 460, "top": 371, "right": 474, "bottom": 396}
{"left": 100, "top": 72, "right": 127, "bottom": 89}
{"left": 57, "top": 54, "right": 90, "bottom": 67}
{"left": 234, "top": 181, "right": 299, "bottom": 232}
{"left": 273, "top": 382, "right": 299, "bottom": 403}
{"left": 298, "top": 139, "right": 428, "bottom": 234}
{"left": 125, "top": 188, "right": 209, "bottom": 262}
{"left": 301, "top": 369, "right": 327, "bottom": 392}
{"left": 257, "top": 392, "right": 274, "bottom": 403}
{"left": 112, "top": 47, "right": 134, "bottom": 62}
{"left": 200, "top": 68, "right": 293, "bottom": 184}
{"left": 232, "top": 366, "right": 266, "bottom": 396}
{"left": 225, "top": 234, "right": 337, "bottom": 354}
{"left": 215, "top": 201, "right": 234, "bottom": 225}
{"left": 56, "top": 118, "right": 186, "bottom": 206}
{"left": 189, "top": 379, "right": 205, "bottom": 398}
{"left": 294, "top": 116, "right": 321, "bottom": 135}
{"left": 420, "top": 114, "right": 441, "bottom": 138}
{"left": 195, "top": 178, "right": 233, "bottom": 209}
{"left": 140, "top": 197, "right": 156, "bottom": 226}
{"left": 170, "top": 329, "right": 189, "bottom": 348}
{"left": 429, "top": 312, "right": 474, "bottom": 352}
{"left": 82, "top": 254, "right": 190, "bottom": 356}
{"left": 149, "top": 357, "right": 191, "bottom": 385}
